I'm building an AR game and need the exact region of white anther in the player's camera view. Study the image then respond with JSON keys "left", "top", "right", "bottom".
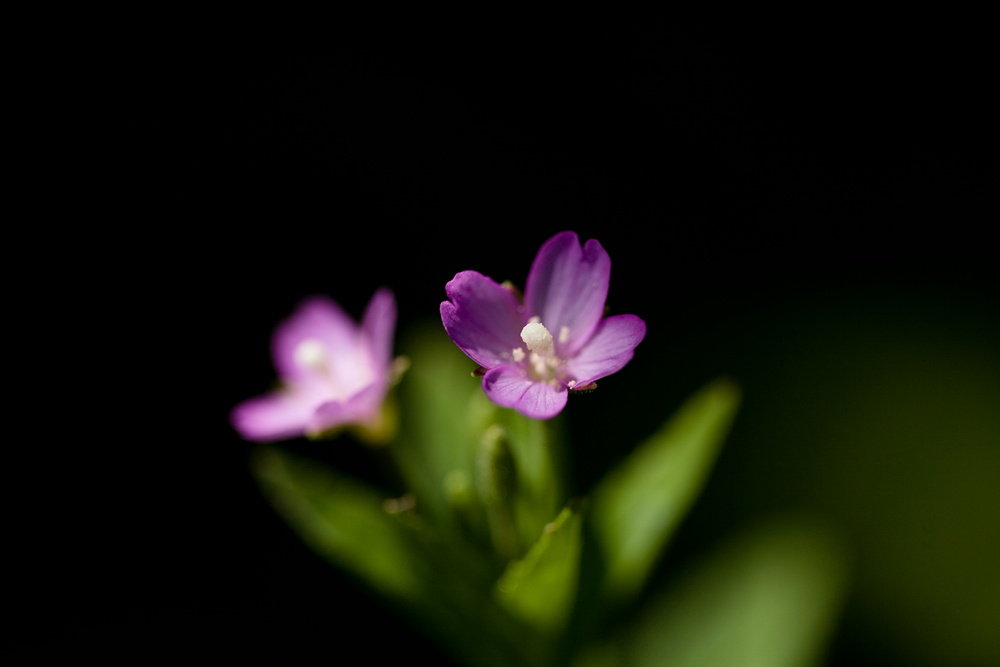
{"left": 294, "top": 338, "right": 327, "bottom": 371}
{"left": 558, "top": 326, "right": 570, "bottom": 344}
{"left": 512, "top": 347, "right": 525, "bottom": 362}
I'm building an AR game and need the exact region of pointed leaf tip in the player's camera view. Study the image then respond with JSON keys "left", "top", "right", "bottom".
{"left": 589, "top": 378, "right": 741, "bottom": 603}
{"left": 250, "top": 446, "right": 425, "bottom": 600}
{"left": 495, "top": 504, "right": 584, "bottom": 633}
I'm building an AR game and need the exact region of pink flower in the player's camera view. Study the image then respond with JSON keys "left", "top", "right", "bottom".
{"left": 231, "top": 289, "right": 396, "bottom": 442}
{"left": 440, "top": 231, "right": 646, "bottom": 419}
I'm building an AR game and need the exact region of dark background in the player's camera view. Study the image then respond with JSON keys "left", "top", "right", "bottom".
{"left": 17, "top": 36, "right": 997, "bottom": 664}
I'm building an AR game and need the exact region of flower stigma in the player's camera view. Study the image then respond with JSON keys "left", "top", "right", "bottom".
{"left": 521, "top": 321, "right": 553, "bottom": 352}
{"left": 294, "top": 338, "right": 328, "bottom": 373}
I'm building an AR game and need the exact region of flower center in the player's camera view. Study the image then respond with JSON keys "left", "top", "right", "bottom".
{"left": 512, "top": 319, "right": 565, "bottom": 383}
{"left": 294, "top": 338, "right": 328, "bottom": 372}
{"left": 520, "top": 321, "right": 553, "bottom": 352}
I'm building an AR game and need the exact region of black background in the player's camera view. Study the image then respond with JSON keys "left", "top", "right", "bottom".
{"left": 15, "top": 34, "right": 996, "bottom": 664}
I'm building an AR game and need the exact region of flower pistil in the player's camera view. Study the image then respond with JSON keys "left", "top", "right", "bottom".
{"left": 514, "top": 318, "right": 564, "bottom": 384}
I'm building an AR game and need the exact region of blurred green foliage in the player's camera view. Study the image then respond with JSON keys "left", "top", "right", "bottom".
{"left": 580, "top": 514, "right": 849, "bottom": 667}
{"left": 253, "top": 322, "right": 852, "bottom": 666}
{"left": 680, "top": 286, "right": 1000, "bottom": 667}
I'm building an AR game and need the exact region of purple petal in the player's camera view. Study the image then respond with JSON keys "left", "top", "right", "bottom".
{"left": 361, "top": 288, "right": 396, "bottom": 371}
{"left": 309, "top": 383, "right": 385, "bottom": 434}
{"left": 441, "top": 270, "right": 525, "bottom": 368}
{"left": 524, "top": 231, "right": 611, "bottom": 357}
{"left": 272, "top": 296, "right": 358, "bottom": 381}
{"left": 482, "top": 366, "right": 568, "bottom": 419}
{"left": 565, "top": 314, "right": 646, "bottom": 386}
{"left": 229, "top": 391, "right": 316, "bottom": 442}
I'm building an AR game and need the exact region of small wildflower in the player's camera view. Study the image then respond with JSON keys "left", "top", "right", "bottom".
{"left": 440, "top": 231, "right": 645, "bottom": 419}
{"left": 231, "top": 289, "right": 397, "bottom": 442}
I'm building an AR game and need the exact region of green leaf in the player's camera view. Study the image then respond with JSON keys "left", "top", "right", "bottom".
{"left": 252, "top": 446, "right": 542, "bottom": 667}
{"left": 620, "top": 514, "right": 850, "bottom": 667}
{"left": 588, "top": 378, "right": 740, "bottom": 602}
{"left": 494, "top": 407, "right": 566, "bottom": 558}
{"left": 495, "top": 503, "right": 583, "bottom": 634}
{"left": 251, "top": 446, "right": 425, "bottom": 600}
{"left": 571, "top": 643, "right": 626, "bottom": 667}
{"left": 390, "top": 322, "right": 496, "bottom": 531}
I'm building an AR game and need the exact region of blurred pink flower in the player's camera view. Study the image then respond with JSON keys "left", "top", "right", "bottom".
{"left": 231, "top": 289, "right": 396, "bottom": 442}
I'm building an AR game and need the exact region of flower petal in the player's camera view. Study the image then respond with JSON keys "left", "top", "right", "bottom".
{"left": 524, "top": 231, "right": 611, "bottom": 357}
{"left": 482, "top": 366, "right": 568, "bottom": 419}
{"left": 309, "top": 383, "right": 385, "bottom": 434}
{"left": 272, "top": 296, "right": 358, "bottom": 381}
{"left": 441, "top": 270, "right": 525, "bottom": 368}
{"left": 229, "top": 391, "right": 316, "bottom": 442}
{"left": 361, "top": 288, "right": 396, "bottom": 370}
{"left": 565, "top": 314, "right": 646, "bottom": 386}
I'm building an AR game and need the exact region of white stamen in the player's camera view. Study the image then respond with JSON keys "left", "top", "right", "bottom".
{"left": 294, "top": 338, "right": 327, "bottom": 371}
{"left": 530, "top": 351, "right": 548, "bottom": 376}
{"left": 512, "top": 347, "right": 525, "bottom": 362}
{"left": 521, "top": 322, "right": 553, "bottom": 352}
{"left": 558, "top": 326, "right": 570, "bottom": 344}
